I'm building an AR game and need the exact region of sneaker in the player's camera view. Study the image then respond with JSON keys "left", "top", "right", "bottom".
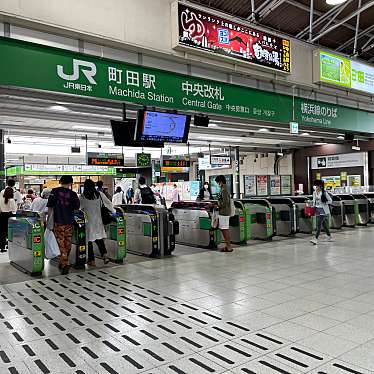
{"left": 103, "top": 254, "right": 110, "bottom": 265}
{"left": 87, "top": 261, "right": 96, "bottom": 267}
{"left": 310, "top": 239, "right": 318, "bottom": 245}
{"left": 327, "top": 236, "right": 334, "bottom": 242}
{"left": 60, "top": 266, "right": 69, "bottom": 275}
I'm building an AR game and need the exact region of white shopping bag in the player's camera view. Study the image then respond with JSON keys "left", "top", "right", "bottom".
{"left": 44, "top": 229, "right": 60, "bottom": 259}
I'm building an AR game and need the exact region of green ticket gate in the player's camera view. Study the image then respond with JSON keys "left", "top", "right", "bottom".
{"left": 239, "top": 199, "right": 275, "bottom": 240}
{"left": 94, "top": 207, "right": 126, "bottom": 263}
{"left": 289, "top": 196, "right": 313, "bottom": 234}
{"left": 337, "top": 194, "right": 357, "bottom": 227}
{"left": 352, "top": 194, "right": 369, "bottom": 226}
{"left": 330, "top": 195, "right": 343, "bottom": 229}
{"left": 266, "top": 198, "right": 299, "bottom": 236}
{"left": 8, "top": 211, "right": 44, "bottom": 276}
{"left": 364, "top": 192, "right": 374, "bottom": 223}
{"left": 171, "top": 201, "right": 220, "bottom": 249}
{"left": 230, "top": 201, "right": 247, "bottom": 244}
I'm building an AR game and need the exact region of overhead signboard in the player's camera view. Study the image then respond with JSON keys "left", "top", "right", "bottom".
{"left": 87, "top": 152, "right": 124, "bottom": 166}
{"left": 136, "top": 153, "right": 152, "bottom": 168}
{"left": 1, "top": 38, "right": 374, "bottom": 133}
{"left": 173, "top": 2, "right": 291, "bottom": 73}
{"left": 311, "top": 152, "right": 365, "bottom": 170}
{"left": 289, "top": 121, "right": 299, "bottom": 134}
{"left": 314, "top": 50, "right": 374, "bottom": 95}
{"left": 22, "top": 164, "right": 116, "bottom": 175}
{"left": 210, "top": 155, "right": 231, "bottom": 166}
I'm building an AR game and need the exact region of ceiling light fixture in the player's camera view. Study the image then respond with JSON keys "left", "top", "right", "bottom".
{"left": 300, "top": 132, "right": 310, "bottom": 136}
{"left": 72, "top": 125, "right": 110, "bottom": 132}
{"left": 258, "top": 128, "right": 270, "bottom": 132}
{"left": 48, "top": 105, "right": 69, "bottom": 112}
{"left": 326, "top": 0, "right": 347, "bottom": 5}
{"left": 337, "top": 135, "right": 345, "bottom": 140}
{"left": 315, "top": 142, "right": 327, "bottom": 145}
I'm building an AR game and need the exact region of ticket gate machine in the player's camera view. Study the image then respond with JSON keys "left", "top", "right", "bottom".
{"left": 240, "top": 199, "right": 275, "bottom": 240}
{"left": 352, "top": 194, "right": 369, "bottom": 226}
{"left": 8, "top": 211, "right": 44, "bottom": 276}
{"left": 120, "top": 204, "right": 178, "bottom": 257}
{"left": 171, "top": 201, "right": 219, "bottom": 248}
{"left": 94, "top": 207, "right": 126, "bottom": 263}
{"left": 289, "top": 196, "right": 313, "bottom": 234}
{"left": 68, "top": 210, "right": 87, "bottom": 269}
{"left": 330, "top": 195, "right": 344, "bottom": 229}
{"left": 364, "top": 192, "right": 374, "bottom": 223}
{"left": 230, "top": 201, "right": 247, "bottom": 244}
{"left": 265, "top": 198, "right": 298, "bottom": 236}
{"left": 337, "top": 194, "right": 357, "bottom": 227}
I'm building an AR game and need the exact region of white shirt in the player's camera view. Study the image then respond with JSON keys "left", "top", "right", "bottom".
{"left": 134, "top": 185, "right": 147, "bottom": 204}
{"left": 0, "top": 197, "right": 17, "bottom": 213}
{"left": 112, "top": 191, "right": 124, "bottom": 206}
{"left": 0, "top": 188, "right": 22, "bottom": 206}
{"left": 30, "top": 197, "right": 48, "bottom": 213}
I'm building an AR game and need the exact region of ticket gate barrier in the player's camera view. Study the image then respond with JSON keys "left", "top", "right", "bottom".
{"left": 337, "top": 194, "right": 357, "bottom": 227}
{"left": 329, "top": 195, "right": 343, "bottom": 229}
{"left": 230, "top": 201, "right": 247, "bottom": 244}
{"left": 363, "top": 192, "right": 374, "bottom": 223}
{"left": 352, "top": 194, "right": 369, "bottom": 226}
{"left": 289, "top": 196, "right": 313, "bottom": 234}
{"left": 171, "top": 201, "right": 221, "bottom": 248}
{"left": 239, "top": 199, "right": 275, "bottom": 240}
{"left": 8, "top": 211, "right": 44, "bottom": 276}
{"left": 94, "top": 207, "right": 126, "bottom": 263}
{"left": 120, "top": 204, "right": 178, "bottom": 257}
{"left": 265, "top": 198, "right": 298, "bottom": 236}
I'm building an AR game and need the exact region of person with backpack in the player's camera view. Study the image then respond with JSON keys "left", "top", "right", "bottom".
{"left": 134, "top": 177, "right": 156, "bottom": 204}
{"left": 311, "top": 179, "right": 333, "bottom": 245}
{"left": 215, "top": 175, "right": 233, "bottom": 252}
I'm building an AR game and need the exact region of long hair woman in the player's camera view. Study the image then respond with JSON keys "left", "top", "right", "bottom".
{"left": 311, "top": 180, "right": 333, "bottom": 245}
{"left": 0, "top": 187, "right": 17, "bottom": 252}
{"left": 79, "top": 179, "right": 115, "bottom": 266}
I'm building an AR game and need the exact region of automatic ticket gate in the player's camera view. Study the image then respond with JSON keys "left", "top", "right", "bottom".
{"left": 8, "top": 211, "right": 44, "bottom": 276}
{"left": 352, "top": 194, "right": 369, "bottom": 226}
{"left": 120, "top": 204, "right": 177, "bottom": 257}
{"left": 230, "top": 201, "right": 247, "bottom": 244}
{"left": 337, "top": 194, "right": 357, "bottom": 227}
{"left": 265, "top": 198, "right": 298, "bottom": 236}
{"left": 330, "top": 195, "right": 344, "bottom": 229}
{"left": 289, "top": 196, "right": 313, "bottom": 234}
{"left": 364, "top": 192, "right": 374, "bottom": 223}
{"left": 171, "top": 201, "right": 219, "bottom": 248}
{"left": 240, "top": 199, "right": 275, "bottom": 240}
{"left": 94, "top": 207, "right": 126, "bottom": 263}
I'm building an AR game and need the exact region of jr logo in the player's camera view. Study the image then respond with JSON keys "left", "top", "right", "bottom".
{"left": 57, "top": 59, "right": 97, "bottom": 85}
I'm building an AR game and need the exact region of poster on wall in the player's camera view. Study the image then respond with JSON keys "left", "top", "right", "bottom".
{"left": 244, "top": 175, "right": 256, "bottom": 196}
{"left": 269, "top": 175, "right": 281, "bottom": 195}
{"left": 322, "top": 176, "right": 341, "bottom": 190}
{"left": 256, "top": 175, "right": 268, "bottom": 196}
{"left": 281, "top": 175, "right": 291, "bottom": 195}
{"left": 190, "top": 181, "right": 200, "bottom": 200}
{"left": 348, "top": 175, "right": 361, "bottom": 187}
{"left": 174, "top": 3, "right": 291, "bottom": 73}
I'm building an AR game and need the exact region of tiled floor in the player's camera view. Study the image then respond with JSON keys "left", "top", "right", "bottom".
{"left": 1, "top": 227, "right": 374, "bottom": 373}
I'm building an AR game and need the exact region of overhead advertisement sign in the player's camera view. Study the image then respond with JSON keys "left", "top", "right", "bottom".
{"left": 87, "top": 152, "right": 124, "bottom": 166}
{"left": 311, "top": 152, "right": 365, "bottom": 170}
{"left": 23, "top": 164, "right": 116, "bottom": 175}
{"left": 314, "top": 50, "right": 374, "bottom": 95}
{"left": 198, "top": 155, "right": 231, "bottom": 170}
{"left": 210, "top": 155, "right": 231, "bottom": 166}
{"left": 173, "top": 2, "right": 291, "bottom": 73}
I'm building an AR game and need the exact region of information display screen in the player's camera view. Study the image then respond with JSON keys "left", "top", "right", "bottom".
{"left": 135, "top": 110, "right": 191, "bottom": 143}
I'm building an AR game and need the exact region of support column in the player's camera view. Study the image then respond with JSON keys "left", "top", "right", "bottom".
{"left": 234, "top": 146, "right": 240, "bottom": 198}
{"left": 0, "top": 130, "right": 5, "bottom": 190}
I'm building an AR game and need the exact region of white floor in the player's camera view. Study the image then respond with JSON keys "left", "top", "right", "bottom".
{"left": 1, "top": 227, "right": 374, "bottom": 373}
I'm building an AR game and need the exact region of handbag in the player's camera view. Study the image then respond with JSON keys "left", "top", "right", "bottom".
{"left": 304, "top": 202, "right": 316, "bottom": 217}
{"left": 99, "top": 193, "right": 113, "bottom": 225}
{"left": 44, "top": 229, "right": 60, "bottom": 259}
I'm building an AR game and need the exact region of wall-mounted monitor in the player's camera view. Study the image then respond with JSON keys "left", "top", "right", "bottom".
{"left": 135, "top": 110, "right": 190, "bottom": 143}
{"left": 110, "top": 119, "right": 164, "bottom": 148}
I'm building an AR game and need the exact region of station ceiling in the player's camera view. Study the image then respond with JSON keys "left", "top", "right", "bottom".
{"left": 190, "top": 0, "right": 374, "bottom": 62}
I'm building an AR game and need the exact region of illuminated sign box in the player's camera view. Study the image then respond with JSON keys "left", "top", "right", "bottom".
{"left": 314, "top": 50, "right": 374, "bottom": 95}
{"left": 172, "top": 2, "right": 291, "bottom": 73}
{"left": 87, "top": 152, "right": 124, "bottom": 166}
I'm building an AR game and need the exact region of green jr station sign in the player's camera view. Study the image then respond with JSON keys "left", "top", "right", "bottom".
{"left": 0, "top": 37, "right": 373, "bottom": 133}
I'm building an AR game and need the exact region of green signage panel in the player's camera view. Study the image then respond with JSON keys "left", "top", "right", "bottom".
{"left": 1, "top": 38, "right": 374, "bottom": 133}
{"left": 136, "top": 153, "right": 152, "bottom": 168}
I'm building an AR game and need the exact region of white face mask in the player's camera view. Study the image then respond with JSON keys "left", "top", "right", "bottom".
{"left": 313, "top": 185, "right": 317, "bottom": 191}
{"left": 204, "top": 185, "right": 208, "bottom": 190}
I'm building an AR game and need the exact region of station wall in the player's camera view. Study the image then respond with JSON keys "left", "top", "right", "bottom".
{"left": 0, "top": 0, "right": 373, "bottom": 108}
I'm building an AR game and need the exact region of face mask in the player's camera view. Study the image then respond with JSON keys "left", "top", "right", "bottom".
{"left": 313, "top": 185, "right": 317, "bottom": 191}
{"left": 204, "top": 185, "right": 208, "bottom": 190}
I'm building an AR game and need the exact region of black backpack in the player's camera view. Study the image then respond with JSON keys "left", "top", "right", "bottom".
{"left": 140, "top": 186, "right": 156, "bottom": 204}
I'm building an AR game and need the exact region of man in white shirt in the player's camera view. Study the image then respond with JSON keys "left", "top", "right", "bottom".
{"left": 0, "top": 179, "right": 22, "bottom": 207}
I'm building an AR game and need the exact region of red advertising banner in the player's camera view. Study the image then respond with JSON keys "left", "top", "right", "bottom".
{"left": 176, "top": 3, "right": 291, "bottom": 73}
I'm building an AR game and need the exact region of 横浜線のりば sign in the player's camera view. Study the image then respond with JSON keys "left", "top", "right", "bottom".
{"left": 0, "top": 37, "right": 374, "bottom": 133}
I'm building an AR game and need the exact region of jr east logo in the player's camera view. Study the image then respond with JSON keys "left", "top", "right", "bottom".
{"left": 57, "top": 59, "right": 97, "bottom": 92}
